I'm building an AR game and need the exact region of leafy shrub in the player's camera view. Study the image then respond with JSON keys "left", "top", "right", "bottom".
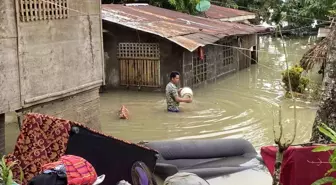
{"left": 282, "top": 65, "right": 309, "bottom": 94}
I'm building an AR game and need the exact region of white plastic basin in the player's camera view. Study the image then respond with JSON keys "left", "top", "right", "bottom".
{"left": 181, "top": 87, "right": 193, "bottom": 98}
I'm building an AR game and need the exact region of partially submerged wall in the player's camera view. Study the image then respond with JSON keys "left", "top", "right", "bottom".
{"left": 20, "top": 89, "right": 101, "bottom": 131}
{"left": 0, "top": 0, "right": 21, "bottom": 114}
{"left": 238, "top": 34, "right": 258, "bottom": 69}
{"left": 103, "top": 22, "right": 183, "bottom": 90}
{"left": 1, "top": 0, "right": 104, "bottom": 139}
{"left": 182, "top": 34, "right": 258, "bottom": 88}
{"left": 182, "top": 37, "right": 240, "bottom": 88}
{"left": 17, "top": 0, "right": 103, "bottom": 109}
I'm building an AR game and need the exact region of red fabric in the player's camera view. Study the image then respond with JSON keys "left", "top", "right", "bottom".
{"left": 43, "top": 155, "right": 97, "bottom": 185}
{"left": 261, "top": 145, "right": 336, "bottom": 185}
{"left": 198, "top": 47, "right": 204, "bottom": 60}
{"left": 5, "top": 113, "right": 71, "bottom": 184}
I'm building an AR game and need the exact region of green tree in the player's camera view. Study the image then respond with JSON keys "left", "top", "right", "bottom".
{"left": 232, "top": 0, "right": 284, "bottom": 24}
{"left": 103, "top": 0, "right": 335, "bottom": 28}
{"left": 301, "top": 0, "right": 336, "bottom": 21}
{"left": 167, "top": 0, "right": 201, "bottom": 14}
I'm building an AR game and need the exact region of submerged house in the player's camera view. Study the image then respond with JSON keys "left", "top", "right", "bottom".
{"left": 102, "top": 4, "right": 265, "bottom": 90}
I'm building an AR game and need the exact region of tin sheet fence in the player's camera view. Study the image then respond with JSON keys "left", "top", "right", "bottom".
{"left": 118, "top": 43, "right": 160, "bottom": 87}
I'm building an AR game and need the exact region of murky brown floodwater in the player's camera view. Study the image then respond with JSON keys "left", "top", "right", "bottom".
{"left": 5, "top": 36, "right": 321, "bottom": 153}
{"left": 99, "top": 36, "right": 320, "bottom": 149}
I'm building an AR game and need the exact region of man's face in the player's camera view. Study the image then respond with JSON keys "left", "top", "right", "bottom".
{"left": 172, "top": 75, "right": 180, "bottom": 84}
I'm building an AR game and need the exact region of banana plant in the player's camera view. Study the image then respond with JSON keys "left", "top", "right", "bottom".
{"left": 0, "top": 156, "right": 23, "bottom": 185}
{"left": 312, "top": 123, "right": 336, "bottom": 185}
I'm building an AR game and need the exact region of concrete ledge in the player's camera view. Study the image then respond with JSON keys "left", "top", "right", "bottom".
{"left": 24, "top": 80, "right": 103, "bottom": 107}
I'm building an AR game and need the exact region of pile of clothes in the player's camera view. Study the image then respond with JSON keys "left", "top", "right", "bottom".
{"left": 28, "top": 155, "right": 104, "bottom": 185}
{"left": 28, "top": 156, "right": 159, "bottom": 185}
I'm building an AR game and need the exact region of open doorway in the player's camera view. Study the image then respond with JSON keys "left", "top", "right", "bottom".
{"left": 251, "top": 46, "right": 257, "bottom": 64}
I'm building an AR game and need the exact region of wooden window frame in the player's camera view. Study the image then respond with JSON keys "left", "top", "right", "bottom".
{"left": 19, "top": 0, "right": 69, "bottom": 22}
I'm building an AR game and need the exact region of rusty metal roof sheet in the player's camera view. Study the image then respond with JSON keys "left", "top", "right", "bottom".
{"left": 102, "top": 4, "right": 265, "bottom": 51}
{"left": 205, "top": 5, "right": 255, "bottom": 20}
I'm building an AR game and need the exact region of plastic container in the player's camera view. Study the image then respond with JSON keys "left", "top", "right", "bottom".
{"left": 180, "top": 87, "right": 193, "bottom": 99}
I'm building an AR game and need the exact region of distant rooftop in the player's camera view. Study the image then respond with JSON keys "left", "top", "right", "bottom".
{"left": 205, "top": 5, "right": 256, "bottom": 22}
{"left": 102, "top": 4, "right": 264, "bottom": 51}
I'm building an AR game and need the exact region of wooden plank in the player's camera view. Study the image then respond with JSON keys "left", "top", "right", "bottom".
{"left": 143, "top": 60, "right": 146, "bottom": 86}
{"left": 29, "top": 0, "right": 34, "bottom": 21}
{"left": 51, "top": 0, "right": 55, "bottom": 19}
{"left": 149, "top": 60, "right": 152, "bottom": 86}
{"left": 64, "top": 0, "right": 68, "bottom": 18}
{"left": 152, "top": 60, "right": 155, "bottom": 86}
{"left": 20, "top": 0, "right": 25, "bottom": 22}
{"left": 130, "top": 60, "right": 134, "bottom": 85}
{"left": 124, "top": 60, "right": 126, "bottom": 85}
{"left": 126, "top": 60, "right": 129, "bottom": 85}
{"left": 153, "top": 60, "right": 156, "bottom": 86}
{"left": 135, "top": 60, "right": 139, "bottom": 85}
{"left": 146, "top": 60, "right": 149, "bottom": 86}
{"left": 33, "top": 0, "right": 37, "bottom": 21}
{"left": 43, "top": 0, "right": 46, "bottom": 20}
{"left": 133, "top": 60, "right": 136, "bottom": 85}
{"left": 60, "top": 0, "right": 63, "bottom": 19}
{"left": 55, "top": 0, "right": 59, "bottom": 19}
{"left": 26, "top": 0, "right": 31, "bottom": 21}
{"left": 120, "top": 59, "right": 124, "bottom": 85}
{"left": 141, "top": 60, "right": 144, "bottom": 85}
{"left": 155, "top": 60, "right": 159, "bottom": 86}
{"left": 46, "top": 0, "right": 50, "bottom": 20}
{"left": 38, "top": 0, "right": 42, "bottom": 21}
{"left": 128, "top": 60, "right": 132, "bottom": 85}
{"left": 139, "top": 60, "right": 143, "bottom": 86}
{"left": 120, "top": 60, "right": 123, "bottom": 85}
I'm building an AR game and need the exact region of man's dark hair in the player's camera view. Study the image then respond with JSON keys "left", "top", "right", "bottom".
{"left": 170, "top": 71, "right": 180, "bottom": 80}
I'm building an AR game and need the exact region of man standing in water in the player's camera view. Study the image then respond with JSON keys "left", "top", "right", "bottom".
{"left": 166, "top": 71, "right": 192, "bottom": 112}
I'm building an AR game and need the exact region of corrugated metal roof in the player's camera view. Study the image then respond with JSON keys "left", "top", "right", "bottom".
{"left": 102, "top": 4, "right": 265, "bottom": 51}
{"left": 205, "top": 5, "right": 255, "bottom": 20}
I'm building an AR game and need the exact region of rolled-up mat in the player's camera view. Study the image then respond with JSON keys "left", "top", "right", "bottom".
{"left": 144, "top": 138, "right": 258, "bottom": 179}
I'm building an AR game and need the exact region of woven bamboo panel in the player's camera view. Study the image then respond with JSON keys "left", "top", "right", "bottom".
{"left": 117, "top": 43, "right": 160, "bottom": 59}
{"left": 19, "top": 0, "right": 68, "bottom": 22}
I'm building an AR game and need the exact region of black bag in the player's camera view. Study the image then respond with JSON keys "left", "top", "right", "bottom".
{"left": 28, "top": 173, "right": 67, "bottom": 185}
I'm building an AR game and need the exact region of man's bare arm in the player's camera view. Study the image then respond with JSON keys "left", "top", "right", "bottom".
{"left": 174, "top": 96, "right": 192, "bottom": 103}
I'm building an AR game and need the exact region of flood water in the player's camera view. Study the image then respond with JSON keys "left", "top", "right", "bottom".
{"left": 5, "top": 36, "right": 320, "bottom": 152}
{"left": 99, "top": 36, "right": 320, "bottom": 149}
